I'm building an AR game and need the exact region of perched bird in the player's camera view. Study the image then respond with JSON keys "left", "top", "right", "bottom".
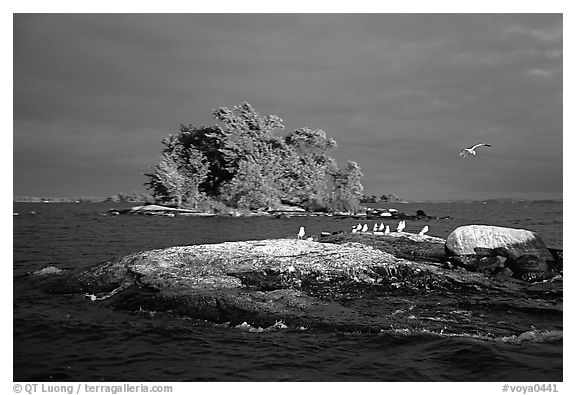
{"left": 85, "top": 293, "right": 98, "bottom": 301}
{"left": 373, "top": 223, "right": 378, "bottom": 232}
{"left": 297, "top": 226, "right": 305, "bottom": 240}
{"left": 352, "top": 226, "right": 358, "bottom": 233}
{"left": 419, "top": 225, "right": 429, "bottom": 236}
{"left": 459, "top": 143, "right": 492, "bottom": 158}
{"left": 356, "top": 224, "right": 363, "bottom": 231}
{"left": 379, "top": 223, "right": 385, "bottom": 231}
{"left": 396, "top": 220, "right": 406, "bottom": 233}
{"left": 362, "top": 224, "right": 368, "bottom": 232}
{"left": 384, "top": 225, "right": 390, "bottom": 235}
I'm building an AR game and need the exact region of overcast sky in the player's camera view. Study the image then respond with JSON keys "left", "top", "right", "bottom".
{"left": 13, "top": 13, "right": 563, "bottom": 201}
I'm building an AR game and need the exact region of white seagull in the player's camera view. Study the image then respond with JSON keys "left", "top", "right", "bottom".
{"left": 352, "top": 226, "right": 358, "bottom": 233}
{"left": 396, "top": 220, "right": 406, "bottom": 233}
{"left": 373, "top": 223, "right": 378, "bottom": 232}
{"left": 362, "top": 224, "right": 368, "bottom": 232}
{"left": 384, "top": 225, "right": 390, "bottom": 235}
{"left": 379, "top": 223, "right": 385, "bottom": 231}
{"left": 459, "top": 143, "right": 492, "bottom": 158}
{"left": 297, "top": 226, "right": 306, "bottom": 240}
{"left": 419, "top": 225, "right": 429, "bottom": 236}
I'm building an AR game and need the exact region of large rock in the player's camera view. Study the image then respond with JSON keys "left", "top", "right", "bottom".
{"left": 446, "top": 225, "right": 553, "bottom": 260}
{"left": 36, "top": 235, "right": 562, "bottom": 336}
{"left": 39, "top": 238, "right": 499, "bottom": 330}
{"left": 445, "top": 225, "right": 555, "bottom": 280}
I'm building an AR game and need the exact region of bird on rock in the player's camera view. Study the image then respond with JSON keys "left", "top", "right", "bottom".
{"left": 396, "top": 220, "right": 406, "bottom": 233}
{"left": 384, "top": 225, "right": 390, "bottom": 235}
{"left": 297, "top": 226, "right": 306, "bottom": 240}
{"left": 419, "top": 225, "right": 429, "bottom": 236}
{"left": 362, "top": 224, "right": 368, "bottom": 232}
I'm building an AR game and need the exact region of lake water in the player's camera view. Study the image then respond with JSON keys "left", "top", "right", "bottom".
{"left": 13, "top": 201, "right": 563, "bottom": 381}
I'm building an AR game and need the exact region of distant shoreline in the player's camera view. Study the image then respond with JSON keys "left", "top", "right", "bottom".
{"left": 12, "top": 196, "right": 146, "bottom": 204}
{"left": 13, "top": 196, "right": 562, "bottom": 204}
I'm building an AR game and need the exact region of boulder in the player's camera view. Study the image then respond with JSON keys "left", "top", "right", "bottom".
{"left": 445, "top": 225, "right": 556, "bottom": 280}
{"left": 446, "top": 225, "right": 553, "bottom": 261}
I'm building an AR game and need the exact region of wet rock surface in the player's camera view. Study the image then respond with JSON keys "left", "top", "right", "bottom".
{"left": 40, "top": 233, "right": 563, "bottom": 336}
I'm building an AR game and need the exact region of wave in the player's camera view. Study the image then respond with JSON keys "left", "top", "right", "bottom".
{"left": 379, "top": 327, "right": 563, "bottom": 344}
{"left": 31, "top": 266, "right": 64, "bottom": 276}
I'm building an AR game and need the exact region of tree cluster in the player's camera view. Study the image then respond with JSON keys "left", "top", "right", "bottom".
{"left": 360, "top": 193, "right": 405, "bottom": 204}
{"left": 145, "top": 102, "right": 364, "bottom": 212}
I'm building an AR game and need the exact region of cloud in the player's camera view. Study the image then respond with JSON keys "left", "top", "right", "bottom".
{"left": 526, "top": 68, "right": 561, "bottom": 78}
{"left": 13, "top": 14, "right": 563, "bottom": 200}
{"left": 504, "top": 22, "right": 563, "bottom": 42}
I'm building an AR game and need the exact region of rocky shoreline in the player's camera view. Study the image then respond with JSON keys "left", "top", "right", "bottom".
{"left": 104, "top": 203, "right": 450, "bottom": 220}
{"left": 37, "top": 226, "right": 562, "bottom": 336}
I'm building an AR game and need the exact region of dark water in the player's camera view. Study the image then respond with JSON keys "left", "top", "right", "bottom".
{"left": 13, "top": 201, "right": 563, "bottom": 381}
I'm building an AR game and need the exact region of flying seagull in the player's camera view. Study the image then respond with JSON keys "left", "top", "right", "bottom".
{"left": 459, "top": 143, "right": 492, "bottom": 158}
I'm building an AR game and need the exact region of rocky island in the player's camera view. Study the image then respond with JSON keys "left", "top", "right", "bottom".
{"left": 38, "top": 225, "right": 562, "bottom": 339}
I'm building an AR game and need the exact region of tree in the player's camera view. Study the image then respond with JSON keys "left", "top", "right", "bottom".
{"left": 144, "top": 102, "right": 365, "bottom": 212}
{"left": 330, "top": 160, "right": 365, "bottom": 212}
{"left": 159, "top": 125, "right": 230, "bottom": 196}
{"left": 211, "top": 102, "right": 295, "bottom": 209}
{"left": 149, "top": 148, "right": 208, "bottom": 208}
{"left": 151, "top": 153, "right": 189, "bottom": 208}
{"left": 282, "top": 128, "right": 338, "bottom": 207}
{"left": 211, "top": 102, "right": 285, "bottom": 177}
{"left": 220, "top": 158, "right": 281, "bottom": 210}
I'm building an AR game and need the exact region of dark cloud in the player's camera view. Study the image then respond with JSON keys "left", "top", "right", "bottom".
{"left": 13, "top": 13, "right": 562, "bottom": 200}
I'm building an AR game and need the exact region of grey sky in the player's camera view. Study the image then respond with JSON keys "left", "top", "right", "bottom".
{"left": 13, "top": 13, "right": 562, "bottom": 201}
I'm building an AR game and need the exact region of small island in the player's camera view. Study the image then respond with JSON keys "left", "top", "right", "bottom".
{"left": 39, "top": 225, "right": 562, "bottom": 337}
{"left": 142, "top": 102, "right": 366, "bottom": 215}
{"left": 16, "top": 102, "right": 407, "bottom": 217}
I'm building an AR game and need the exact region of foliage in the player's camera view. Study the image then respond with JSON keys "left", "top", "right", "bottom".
{"left": 106, "top": 192, "right": 153, "bottom": 203}
{"left": 148, "top": 148, "right": 208, "bottom": 208}
{"left": 145, "top": 102, "right": 365, "bottom": 212}
{"left": 360, "top": 193, "right": 405, "bottom": 203}
{"left": 330, "top": 160, "right": 364, "bottom": 212}
{"left": 282, "top": 127, "right": 338, "bottom": 206}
